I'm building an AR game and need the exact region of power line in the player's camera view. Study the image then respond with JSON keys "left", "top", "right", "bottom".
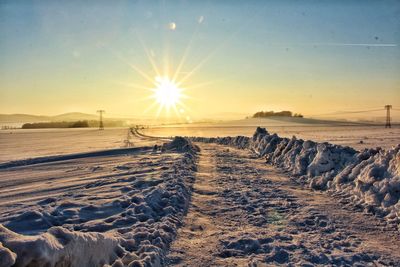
{"left": 310, "top": 108, "right": 383, "bottom": 117}
{"left": 104, "top": 113, "right": 138, "bottom": 118}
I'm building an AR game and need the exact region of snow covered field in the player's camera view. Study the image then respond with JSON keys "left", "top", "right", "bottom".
{"left": 0, "top": 127, "right": 174, "bottom": 164}
{"left": 0, "top": 138, "right": 198, "bottom": 266}
{"left": 143, "top": 119, "right": 400, "bottom": 151}
{"left": 0, "top": 124, "right": 399, "bottom": 266}
{"left": 144, "top": 119, "right": 400, "bottom": 150}
{"left": 1, "top": 118, "right": 398, "bottom": 164}
{"left": 0, "top": 128, "right": 135, "bottom": 163}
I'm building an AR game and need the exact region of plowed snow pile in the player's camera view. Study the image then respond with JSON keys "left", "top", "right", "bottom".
{"left": 192, "top": 127, "right": 400, "bottom": 226}
{"left": 0, "top": 138, "right": 198, "bottom": 267}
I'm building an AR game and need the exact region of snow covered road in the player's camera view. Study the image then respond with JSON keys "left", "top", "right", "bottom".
{"left": 167, "top": 143, "right": 400, "bottom": 266}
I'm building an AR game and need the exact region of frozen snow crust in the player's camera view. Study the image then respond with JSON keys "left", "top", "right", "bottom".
{"left": 192, "top": 127, "right": 400, "bottom": 226}
{"left": 0, "top": 137, "right": 198, "bottom": 267}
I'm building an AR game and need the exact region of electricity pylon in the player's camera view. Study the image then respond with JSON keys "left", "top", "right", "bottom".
{"left": 97, "top": 110, "right": 105, "bottom": 130}
{"left": 384, "top": 105, "right": 392, "bottom": 128}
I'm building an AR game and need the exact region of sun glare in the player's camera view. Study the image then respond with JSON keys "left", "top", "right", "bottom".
{"left": 152, "top": 76, "right": 182, "bottom": 110}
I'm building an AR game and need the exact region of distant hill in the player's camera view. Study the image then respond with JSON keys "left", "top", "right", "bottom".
{"left": 51, "top": 112, "right": 98, "bottom": 121}
{"left": 0, "top": 112, "right": 99, "bottom": 123}
{"left": 0, "top": 114, "right": 50, "bottom": 123}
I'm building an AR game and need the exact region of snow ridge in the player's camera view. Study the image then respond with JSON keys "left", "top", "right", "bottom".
{"left": 0, "top": 137, "right": 198, "bottom": 267}
{"left": 192, "top": 127, "right": 400, "bottom": 226}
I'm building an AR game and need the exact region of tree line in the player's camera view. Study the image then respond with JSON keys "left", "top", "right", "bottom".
{"left": 252, "top": 111, "right": 303, "bottom": 118}
{"left": 22, "top": 120, "right": 125, "bottom": 129}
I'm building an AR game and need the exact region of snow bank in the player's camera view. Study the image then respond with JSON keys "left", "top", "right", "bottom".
{"left": 0, "top": 241, "right": 15, "bottom": 267}
{"left": 0, "top": 138, "right": 198, "bottom": 267}
{"left": 192, "top": 127, "right": 400, "bottom": 225}
{"left": 162, "top": 136, "right": 200, "bottom": 153}
{"left": 0, "top": 225, "right": 122, "bottom": 266}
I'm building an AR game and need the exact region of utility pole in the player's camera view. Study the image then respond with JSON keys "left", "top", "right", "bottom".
{"left": 384, "top": 105, "right": 392, "bottom": 128}
{"left": 97, "top": 110, "right": 105, "bottom": 130}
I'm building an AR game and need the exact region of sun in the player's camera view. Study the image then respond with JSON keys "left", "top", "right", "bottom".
{"left": 152, "top": 76, "right": 182, "bottom": 110}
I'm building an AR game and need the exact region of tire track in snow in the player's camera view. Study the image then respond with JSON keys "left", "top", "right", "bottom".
{"left": 167, "top": 143, "right": 400, "bottom": 266}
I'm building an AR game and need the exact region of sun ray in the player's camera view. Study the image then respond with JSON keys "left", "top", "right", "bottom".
{"left": 156, "top": 102, "right": 164, "bottom": 117}
{"left": 110, "top": 80, "right": 151, "bottom": 91}
{"left": 176, "top": 100, "right": 192, "bottom": 113}
{"left": 135, "top": 31, "right": 162, "bottom": 77}
{"left": 163, "top": 43, "right": 170, "bottom": 77}
{"left": 175, "top": 5, "right": 265, "bottom": 87}
{"left": 171, "top": 3, "right": 211, "bottom": 84}
{"left": 183, "top": 78, "right": 225, "bottom": 91}
{"left": 175, "top": 43, "right": 225, "bottom": 87}
{"left": 172, "top": 104, "right": 179, "bottom": 115}
{"left": 153, "top": 76, "right": 181, "bottom": 108}
{"left": 171, "top": 26, "right": 201, "bottom": 83}
{"left": 136, "top": 73, "right": 192, "bottom": 119}
{"left": 143, "top": 101, "right": 160, "bottom": 114}
{"left": 106, "top": 47, "right": 155, "bottom": 84}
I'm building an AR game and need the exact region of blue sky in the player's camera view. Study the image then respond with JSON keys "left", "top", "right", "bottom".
{"left": 0, "top": 0, "right": 399, "bottom": 120}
